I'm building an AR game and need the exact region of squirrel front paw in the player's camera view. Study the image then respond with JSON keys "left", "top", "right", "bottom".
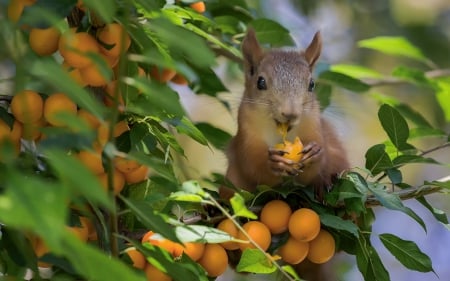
{"left": 268, "top": 148, "right": 301, "bottom": 176}
{"left": 268, "top": 142, "right": 322, "bottom": 176}
{"left": 300, "top": 141, "right": 322, "bottom": 166}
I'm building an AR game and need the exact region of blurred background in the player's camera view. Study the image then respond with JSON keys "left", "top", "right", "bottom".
{"left": 175, "top": 0, "right": 450, "bottom": 280}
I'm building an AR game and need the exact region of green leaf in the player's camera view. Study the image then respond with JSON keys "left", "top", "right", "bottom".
{"left": 236, "top": 249, "right": 276, "bottom": 274}
{"left": 230, "top": 193, "right": 257, "bottom": 219}
{"left": 392, "top": 66, "right": 435, "bottom": 88}
{"left": 395, "top": 103, "right": 433, "bottom": 128}
{"left": 330, "top": 64, "right": 383, "bottom": 79}
{"left": 125, "top": 77, "right": 185, "bottom": 117}
{"left": 120, "top": 196, "right": 180, "bottom": 243}
{"left": 129, "top": 122, "right": 158, "bottom": 152}
{"left": 170, "top": 191, "right": 204, "bottom": 203}
{"left": 378, "top": 104, "right": 410, "bottom": 150}
{"left": 190, "top": 66, "right": 228, "bottom": 96}
{"left": 436, "top": 81, "right": 450, "bottom": 122}
{"left": 325, "top": 179, "right": 365, "bottom": 206}
{"left": 167, "top": 117, "right": 208, "bottom": 146}
{"left": 60, "top": 234, "right": 146, "bottom": 281}
{"left": 0, "top": 171, "right": 68, "bottom": 250}
{"left": 44, "top": 150, "right": 113, "bottom": 209}
{"left": 392, "top": 155, "right": 441, "bottom": 166}
{"left": 409, "top": 127, "right": 446, "bottom": 139}
{"left": 356, "top": 235, "right": 390, "bottom": 281}
{"left": 195, "top": 122, "right": 232, "bottom": 150}
{"left": 367, "top": 183, "right": 426, "bottom": 232}
{"left": 365, "top": 144, "right": 393, "bottom": 175}
{"left": 136, "top": 242, "right": 207, "bottom": 281}
{"left": 175, "top": 224, "right": 240, "bottom": 244}
{"left": 358, "top": 36, "right": 428, "bottom": 63}
{"left": 81, "top": 0, "right": 117, "bottom": 22}
{"left": 379, "top": 233, "right": 434, "bottom": 273}
{"left": 0, "top": 108, "right": 15, "bottom": 128}
{"left": 386, "top": 168, "right": 402, "bottom": 184}
{"left": 149, "top": 17, "right": 216, "bottom": 68}
{"left": 29, "top": 58, "right": 105, "bottom": 119}
{"left": 416, "top": 196, "right": 449, "bottom": 225}
{"left": 319, "top": 213, "right": 359, "bottom": 237}
{"left": 248, "top": 19, "right": 294, "bottom": 46}
{"left": 319, "top": 71, "right": 371, "bottom": 92}
{"left": 128, "top": 151, "right": 177, "bottom": 182}
{"left": 20, "top": 0, "right": 75, "bottom": 28}
{"left": 424, "top": 179, "right": 450, "bottom": 190}
{"left": 315, "top": 83, "right": 332, "bottom": 109}
{"left": 280, "top": 265, "right": 302, "bottom": 281}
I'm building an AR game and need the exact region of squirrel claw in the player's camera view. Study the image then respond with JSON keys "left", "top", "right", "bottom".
{"left": 300, "top": 142, "right": 322, "bottom": 164}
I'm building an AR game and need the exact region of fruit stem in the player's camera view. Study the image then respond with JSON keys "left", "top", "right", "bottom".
{"left": 204, "top": 194, "right": 297, "bottom": 281}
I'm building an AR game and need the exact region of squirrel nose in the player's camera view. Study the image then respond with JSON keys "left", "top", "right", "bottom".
{"left": 281, "top": 112, "right": 298, "bottom": 123}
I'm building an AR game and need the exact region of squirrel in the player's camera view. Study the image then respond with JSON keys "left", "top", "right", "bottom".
{"left": 220, "top": 29, "right": 349, "bottom": 200}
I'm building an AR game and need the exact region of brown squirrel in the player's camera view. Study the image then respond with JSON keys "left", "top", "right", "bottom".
{"left": 220, "top": 29, "right": 349, "bottom": 200}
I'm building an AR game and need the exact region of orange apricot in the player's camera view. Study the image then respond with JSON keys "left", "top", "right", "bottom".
{"left": 288, "top": 208, "right": 321, "bottom": 242}
{"left": 237, "top": 221, "right": 271, "bottom": 252}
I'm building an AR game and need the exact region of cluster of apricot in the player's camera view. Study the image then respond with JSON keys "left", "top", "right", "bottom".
{"left": 217, "top": 200, "right": 336, "bottom": 266}
{"left": 0, "top": 88, "right": 150, "bottom": 193}
{"left": 119, "top": 230, "right": 227, "bottom": 280}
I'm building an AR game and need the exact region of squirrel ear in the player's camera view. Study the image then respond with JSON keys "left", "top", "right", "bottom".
{"left": 242, "top": 28, "right": 263, "bottom": 75}
{"left": 304, "top": 31, "right": 322, "bottom": 69}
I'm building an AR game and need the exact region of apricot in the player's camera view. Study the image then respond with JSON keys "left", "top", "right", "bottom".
{"left": 288, "top": 208, "right": 321, "bottom": 242}
{"left": 260, "top": 200, "right": 292, "bottom": 234}
{"left": 273, "top": 136, "right": 304, "bottom": 163}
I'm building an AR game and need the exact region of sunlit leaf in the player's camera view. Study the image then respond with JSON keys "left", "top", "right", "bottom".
{"left": 236, "top": 249, "right": 276, "bottom": 274}
{"left": 358, "top": 36, "right": 428, "bottom": 63}
{"left": 436, "top": 81, "right": 450, "bottom": 122}
{"left": 330, "top": 64, "right": 383, "bottom": 79}
{"left": 379, "top": 233, "right": 434, "bottom": 273}
{"left": 230, "top": 193, "right": 257, "bottom": 219}
{"left": 175, "top": 224, "right": 240, "bottom": 243}
{"left": 248, "top": 18, "right": 294, "bottom": 46}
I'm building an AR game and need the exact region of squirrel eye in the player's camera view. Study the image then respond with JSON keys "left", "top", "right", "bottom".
{"left": 308, "top": 78, "right": 315, "bottom": 92}
{"left": 257, "top": 76, "right": 267, "bottom": 90}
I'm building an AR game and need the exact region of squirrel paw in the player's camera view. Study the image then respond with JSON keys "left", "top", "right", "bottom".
{"left": 268, "top": 148, "right": 301, "bottom": 176}
{"left": 300, "top": 142, "right": 322, "bottom": 166}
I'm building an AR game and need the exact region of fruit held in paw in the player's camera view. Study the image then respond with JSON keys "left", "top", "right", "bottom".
{"left": 273, "top": 136, "right": 304, "bottom": 162}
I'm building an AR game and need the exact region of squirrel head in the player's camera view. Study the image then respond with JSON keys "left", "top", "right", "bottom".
{"left": 241, "top": 28, "right": 322, "bottom": 130}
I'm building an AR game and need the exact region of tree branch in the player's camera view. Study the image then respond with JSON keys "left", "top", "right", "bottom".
{"left": 364, "top": 183, "right": 446, "bottom": 207}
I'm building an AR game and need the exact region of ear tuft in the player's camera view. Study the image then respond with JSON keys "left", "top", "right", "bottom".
{"left": 304, "top": 31, "right": 322, "bottom": 69}
{"left": 242, "top": 28, "right": 263, "bottom": 75}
